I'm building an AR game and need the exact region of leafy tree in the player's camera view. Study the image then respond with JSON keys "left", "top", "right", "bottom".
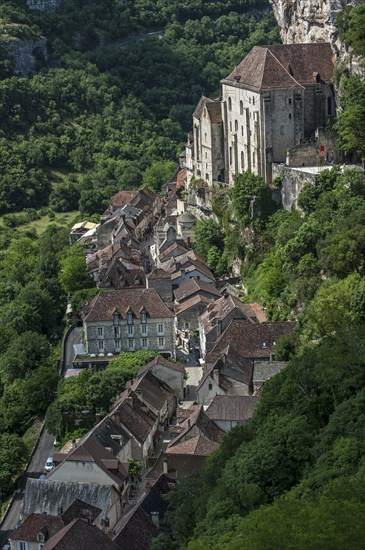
{"left": 142, "top": 160, "right": 176, "bottom": 191}
{"left": 335, "top": 73, "right": 365, "bottom": 165}
{"left": 59, "top": 244, "right": 94, "bottom": 293}
{"left": 0, "top": 331, "right": 51, "bottom": 384}
{"left": 0, "top": 433, "right": 27, "bottom": 490}
{"left": 230, "top": 171, "right": 276, "bottom": 224}
{"left": 193, "top": 219, "right": 224, "bottom": 260}
{"left": 128, "top": 458, "right": 142, "bottom": 478}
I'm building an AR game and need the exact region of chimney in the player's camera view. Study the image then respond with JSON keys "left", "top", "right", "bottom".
{"left": 163, "top": 457, "right": 168, "bottom": 474}
{"left": 150, "top": 511, "right": 160, "bottom": 526}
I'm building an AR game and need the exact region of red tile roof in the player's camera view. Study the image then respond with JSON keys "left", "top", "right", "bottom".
{"left": 223, "top": 43, "right": 334, "bottom": 92}
{"left": 11, "top": 514, "right": 64, "bottom": 542}
{"left": 44, "top": 518, "right": 119, "bottom": 550}
{"left": 83, "top": 288, "right": 174, "bottom": 322}
{"left": 207, "top": 319, "right": 296, "bottom": 364}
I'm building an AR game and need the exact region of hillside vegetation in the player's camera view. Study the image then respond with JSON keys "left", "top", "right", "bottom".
{"left": 0, "top": 0, "right": 278, "bottom": 216}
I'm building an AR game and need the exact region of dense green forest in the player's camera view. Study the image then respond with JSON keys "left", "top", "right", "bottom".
{"left": 0, "top": 0, "right": 277, "bottom": 217}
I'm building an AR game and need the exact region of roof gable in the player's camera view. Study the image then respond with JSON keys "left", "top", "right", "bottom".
{"left": 223, "top": 43, "right": 334, "bottom": 92}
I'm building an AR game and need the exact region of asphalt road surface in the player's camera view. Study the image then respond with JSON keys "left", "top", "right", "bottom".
{"left": 0, "top": 429, "right": 54, "bottom": 547}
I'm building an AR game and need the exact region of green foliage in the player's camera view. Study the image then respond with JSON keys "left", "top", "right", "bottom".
{"left": 0, "top": 432, "right": 27, "bottom": 490}
{"left": 338, "top": 4, "right": 365, "bottom": 58}
{"left": 142, "top": 160, "right": 176, "bottom": 191}
{"left": 59, "top": 243, "right": 94, "bottom": 293}
{"left": 128, "top": 458, "right": 142, "bottom": 478}
{"left": 193, "top": 219, "right": 224, "bottom": 261}
{"left": 230, "top": 171, "right": 277, "bottom": 225}
{"left": 335, "top": 73, "right": 365, "bottom": 163}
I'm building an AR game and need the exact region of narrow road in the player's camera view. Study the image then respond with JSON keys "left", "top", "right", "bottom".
{"left": 0, "top": 429, "right": 54, "bottom": 546}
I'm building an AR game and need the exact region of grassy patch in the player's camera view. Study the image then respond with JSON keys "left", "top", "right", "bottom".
{"left": 0, "top": 210, "right": 79, "bottom": 235}
{"left": 22, "top": 418, "right": 43, "bottom": 454}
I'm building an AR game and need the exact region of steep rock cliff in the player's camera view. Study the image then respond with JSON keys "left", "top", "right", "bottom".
{"left": 3, "top": 37, "right": 47, "bottom": 76}
{"left": 268, "top": 0, "right": 361, "bottom": 54}
{"left": 27, "top": 0, "right": 64, "bottom": 13}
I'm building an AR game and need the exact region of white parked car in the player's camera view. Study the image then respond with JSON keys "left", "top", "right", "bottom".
{"left": 44, "top": 456, "right": 54, "bottom": 471}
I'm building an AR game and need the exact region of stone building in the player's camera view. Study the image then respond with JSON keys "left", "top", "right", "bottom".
{"left": 82, "top": 288, "right": 175, "bottom": 358}
{"left": 188, "top": 43, "right": 335, "bottom": 185}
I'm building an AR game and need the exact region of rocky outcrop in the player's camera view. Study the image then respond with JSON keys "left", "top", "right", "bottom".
{"left": 3, "top": 37, "right": 47, "bottom": 77}
{"left": 268, "top": 0, "right": 361, "bottom": 54}
{"left": 26, "top": 0, "right": 64, "bottom": 12}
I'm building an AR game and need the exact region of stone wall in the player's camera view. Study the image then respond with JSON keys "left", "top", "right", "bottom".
{"left": 3, "top": 37, "right": 47, "bottom": 77}
{"left": 273, "top": 163, "right": 317, "bottom": 211}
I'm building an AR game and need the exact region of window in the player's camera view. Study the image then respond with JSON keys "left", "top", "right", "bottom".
{"left": 128, "top": 339, "right": 135, "bottom": 350}
{"left": 127, "top": 324, "right": 134, "bottom": 336}
{"left": 241, "top": 125, "right": 244, "bottom": 136}
{"left": 235, "top": 119, "right": 238, "bottom": 132}
{"left": 249, "top": 97, "right": 251, "bottom": 104}
{"left": 205, "top": 151, "right": 207, "bottom": 158}
{"left": 141, "top": 338, "right": 148, "bottom": 349}
{"left": 18, "top": 541, "right": 28, "bottom": 550}
{"left": 240, "top": 100, "right": 243, "bottom": 114}
{"left": 204, "top": 132, "right": 207, "bottom": 141}
{"left": 97, "top": 327, "right": 103, "bottom": 337}
{"left": 205, "top": 173, "right": 209, "bottom": 181}
{"left": 158, "top": 337, "right": 165, "bottom": 349}
{"left": 273, "top": 341, "right": 277, "bottom": 346}
{"left": 288, "top": 98, "right": 292, "bottom": 104}
{"left": 141, "top": 324, "right": 148, "bottom": 335}
{"left": 140, "top": 311, "right": 147, "bottom": 324}
{"left": 37, "top": 533, "right": 45, "bottom": 543}
{"left": 262, "top": 341, "right": 267, "bottom": 348}
{"left": 208, "top": 382, "right": 213, "bottom": 390}
{"left": 113, "top": 313, "right": 119, "bottom": 325}
{"left": 115, "top": 339, "right": 121, "bottom": 351}
{"left": 157, "top": 323, "right": 164, "bottom": 335}
{"left": 127, "top": 311, "right": 133, "bottom": 325}
{"left": 229, "top": 120, "right": 232, "bottom": 131}
{"left": 98, "top": 340, "right": 104, "bottom": 351}
{"left": 289, "top": 113, "right": 292, "bottom": 119}
{"left": 327, "top": 96, "right": 332, "bottom": 116}
{"left": 114, "top": 326, "right": 120, "bottom": 338}
{"left": 228, "top": 97, "right": 232, "bottom": 111}
{"left": 252, "top": 97, "right": 255, "bottom": 105}
{"left": 229, "top": 146, "right": 232, "bottom": 165}
{"left": 241, "top": 151, "right": 244, "bottom": 169}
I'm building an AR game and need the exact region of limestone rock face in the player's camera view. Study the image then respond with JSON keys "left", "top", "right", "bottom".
{"left": 3, "top": 37, "right": 47, "bottom": 77}
{"left": 268, "top": 0, "right": 359, "bottom": 53}
{"left": 26, "top": 0, "right": 64, "bottom": 13}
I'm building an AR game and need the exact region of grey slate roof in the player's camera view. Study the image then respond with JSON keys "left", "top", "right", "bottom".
{"left": 21, "top": 479, "right": 115, "bottom": 520}
{"left": 206, "top": 395, "right": 259, "bottom": 422}
{"left": 253, "top": 361, "right": 287, "bottom": 383}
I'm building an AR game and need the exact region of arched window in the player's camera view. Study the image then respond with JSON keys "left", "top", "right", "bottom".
{"left": 235, "top": 120, "right": 238, "bottom": 132}
{"left": 229, "top": 147, "right": 232, "bottom": 165}
{"left": 240, "top": 100, "right": 243, "bottom": 115}
{"left": 241, "top": 151, "right": 244, "bottom": 170}
{"left": 228, "top": 97, "right": 232, "bottom": 111}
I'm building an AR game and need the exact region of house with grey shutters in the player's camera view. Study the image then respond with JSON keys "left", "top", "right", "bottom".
{"left": 82, "top": 288, "right": 175, "bottom": 359}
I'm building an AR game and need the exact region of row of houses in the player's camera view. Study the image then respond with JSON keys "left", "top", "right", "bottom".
{"left": 13, "top": 173, "right": 296, "bottom": 549}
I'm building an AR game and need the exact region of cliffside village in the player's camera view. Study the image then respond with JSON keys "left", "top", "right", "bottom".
{"left": 11, "top": 41, "right": 344, "bottom": 550}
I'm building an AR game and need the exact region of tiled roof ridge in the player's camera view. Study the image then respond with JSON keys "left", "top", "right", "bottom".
{"left": 266, "top": 47, "right": 303, "bottom": 89}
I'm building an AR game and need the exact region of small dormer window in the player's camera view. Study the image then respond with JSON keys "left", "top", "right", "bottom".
{"left": 262, "top": 341, "right": 267, "bottom": 348}
{"left": 273, "top": 341, "right": 277, "bottom": 346}
{"left": 113, "top": 313, "right": 119, "bottom": 326}
{"left": 141, "top": 310, "right": 147, "bottom": 324}
{"left": 38, "top": 532, "right": 45, "bottom": 542}
{"left": 127, "top": 311, "right": 133, "bottom": 325}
